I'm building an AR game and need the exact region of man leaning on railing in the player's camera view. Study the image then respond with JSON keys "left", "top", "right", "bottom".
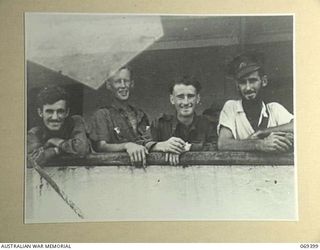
{"left": 145, "top": 76, "right": 217, "bottom": 165}
{"left": 88, "top": 66, "right": 152, "bottom": 167}
{"left": 217, "top": 51, "right": 294, "bottom": 153}
{"left": 27, "top": 85, "right": 90, "bottom": 166}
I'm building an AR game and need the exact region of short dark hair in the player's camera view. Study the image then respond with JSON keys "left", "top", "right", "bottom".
{"left": 37, "top": 85, "right": 69, "bottom": 109}
{"left": 169, "top": 76, "right": 202, "bottom": 94}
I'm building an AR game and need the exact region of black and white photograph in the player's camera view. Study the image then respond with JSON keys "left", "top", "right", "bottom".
{"left": 25, "top": 13, "right": 296, "bottom": 223}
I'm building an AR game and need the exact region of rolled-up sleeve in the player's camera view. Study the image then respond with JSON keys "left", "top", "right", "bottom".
{"left": 269, "top": 102, "right": 294, "bottom": 125}
{"left": 217, "top": 101, "right": 237, "bottom": 138}
{"left": 27, "top": 128, "right": 57, "bottom": 166}
{"left": 89, "top": 109, "right": 112, "bottom": 143}
{"left": 59, "top": 115, "right": 90, "bottom": 156}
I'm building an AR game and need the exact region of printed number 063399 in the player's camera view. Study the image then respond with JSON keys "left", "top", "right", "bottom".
{"left": 300, "top": 244, "right": 319, "bottom": 248}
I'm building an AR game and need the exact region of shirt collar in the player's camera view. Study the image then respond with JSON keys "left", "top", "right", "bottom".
{"left": 110, "top": 98, "right": 128, "bottom": 112}
{"left": 237, "top": 100, "right": 269, "bottom": 126}
{"left": 260, "top": 102, "right": 269, "bottom": 118}
{"left": 110, "top": 99, "right": 145, "bottom": 123}
{"left": 237, "top": 100, "right": 268, "bottom": 117}
{"left": 173, "top": 113, "right": 199, "bottom": 132}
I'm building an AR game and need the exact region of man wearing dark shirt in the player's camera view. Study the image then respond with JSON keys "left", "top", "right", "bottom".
{"left": 27, "top": 86, "right": 90, "bottom": 166}
{"left": 89, "top": 66, "right": 151, "bottom": 166}
{"left": 146, "top": 76, "right": 216, "bottom": 165}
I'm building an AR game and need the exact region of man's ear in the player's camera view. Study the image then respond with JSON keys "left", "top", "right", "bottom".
{"left": 196, "top": 94, "right": 201, "bottom": 104}
{"left": 130, "top": 80, "right": 135, "bottom": 89}
{"left": 105, "top": 80, "right": 111, "bottom": 90}
{"left": 170, "top": 94, "right": 174, "bottom": 105}
{"left": 235, "top": 80, "right": 240, "bottom": 91}
{"left": 261, "top": 75, "right": 268, "bottom": 87}
{"left": 37, "top": 108, "right": 43, "bottom": 118}
{"left": 66, "top": 108, "right": 70, "bottom": 117}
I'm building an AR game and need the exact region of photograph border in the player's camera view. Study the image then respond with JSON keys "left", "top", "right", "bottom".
{"left": 1, "top": 0, "right": 320, "bottom": 242}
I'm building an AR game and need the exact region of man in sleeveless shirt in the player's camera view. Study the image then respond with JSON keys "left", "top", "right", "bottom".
{"left": 217, "top": 52, "right": 294, "bottom": 152}
{"left": 89, "top": 66, "right": 151, "bottom": 166}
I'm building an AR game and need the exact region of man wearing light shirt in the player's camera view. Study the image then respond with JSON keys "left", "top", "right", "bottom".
{"left": 217, "top": 52, "right": 294, "bottom": 152}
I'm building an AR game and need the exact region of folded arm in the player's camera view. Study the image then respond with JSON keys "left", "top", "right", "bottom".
{"left": 27, "top": 130, "right": 58, "bottom": 165}
{"left": 251, "top": 119, "right": 294, "bottom": 139}
{"left": 218, "top": 126, "right": 293, "bottom": 152}
{"left": 56, "top": 116, "right": 90, "bottom": 156}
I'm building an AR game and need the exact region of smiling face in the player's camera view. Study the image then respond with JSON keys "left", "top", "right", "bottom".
{"left": 237, "top": 71, "right": 267, "bottom": 101}
{"left": 106, "top": 68, "right": 133, "bottom": 101}
{"left": 170, "top": 84, "right": 200, "bottom": 118}
{"left": 38, "top": 100, "right": 69, "bottom": 131}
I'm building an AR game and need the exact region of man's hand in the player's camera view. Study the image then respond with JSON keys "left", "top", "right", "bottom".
{"left": 257, "top": 132, "right": 293, "bottom": 152}
{"left": 155, "top": 137, "right": 186, "bottom": 154}
{"left": 30, "top": 147, "right": 44, "bottom": 162}
{"left": 45, "top": 138, "right": 64, "bottom": 148}
{"left": 29, "top": 146, "right": 60, "bottom": 165}
{"left": 248, "top": 130, "right": 270, "bottom": 139}
{"left": 124, "top": 142, "right": 149, "bottom": 167}
{"left": 284, "top": 132, "right": 294, "bottom": 143}
{"left": 165, "top": 153, "right": 180, "bottom": 166}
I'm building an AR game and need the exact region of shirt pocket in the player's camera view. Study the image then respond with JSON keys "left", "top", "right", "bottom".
{"left": 112, "top": 125, "right": 133, "bottom": 142}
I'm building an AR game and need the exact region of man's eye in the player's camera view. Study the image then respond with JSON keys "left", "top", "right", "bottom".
{"left": 187, "top": 94, "right": 195, "bottom": 98}
{"left": 57, "top": 109, "right": 66, "bottom": 114}
{"left": 115, "top": 79, "right": 130, "bottom": 84}
{"left": 45, "top": 110, "right": 54, "bottom": 114}
{"left": 177, "top": 95, "right": 184, "bottom": 99}
{"left": 249, "top": 79, "right": 257, "bottom": 83}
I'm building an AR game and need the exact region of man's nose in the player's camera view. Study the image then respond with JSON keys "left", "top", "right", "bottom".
{"left": 52, "top": 111, "right": 58, "bottom": 119}
{"left": 119, "top": 79, "right": 126, "bottom": 87}
{"left": 182, "top": 96, "right": 189, "bottom": 104}
{"left": 245, "top": 81, "right": 251, "bottom": 90}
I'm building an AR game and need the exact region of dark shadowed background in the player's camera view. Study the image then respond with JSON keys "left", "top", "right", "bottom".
{"left": 27, "top": 15, "right": 293, "bottom": 129}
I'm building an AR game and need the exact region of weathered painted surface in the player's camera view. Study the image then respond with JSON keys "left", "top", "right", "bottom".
{"left": 25, "top": 165, "right": 297, "bottom": 223}
{"left": 25, "top": 14, "right": 163, "bottom": 89}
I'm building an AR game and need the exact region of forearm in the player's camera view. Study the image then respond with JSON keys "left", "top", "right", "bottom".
{"left": 28, "top": 147, "right": 58, "bottom": 165}
{"left": 149, "top": 142, "right": 162, "bottom": 152}
{"left": 261, "top": 120, "right": 293, "bottom": 134}
{"left": 61, "top": 115, "right": 90, "bottom": 156}
{"left": 60, "top": 138, "right": 89, "bottom": 156}
{"left": 218, "top": 137, "right": 261, "bottom": 152}
{"left": 27, "top": 142, "right": 42, "bottom": 154}
{"left": 96, "top": 141, "right": 128, "bottom": 152}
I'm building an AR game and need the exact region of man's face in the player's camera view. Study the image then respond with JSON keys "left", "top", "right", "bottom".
{"left": 107, "top": 68, "right": 133, "bottom": 101}
{"left": 237, "top": 71, "right": 267, "bottom": 101}
{"left": 170, "top": 84, "right": 200, "bottom": 118}
{"left": 38, "top": 100, "right": 69, "bottom": 131}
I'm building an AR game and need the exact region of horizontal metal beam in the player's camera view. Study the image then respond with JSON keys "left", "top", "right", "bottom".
{"left": 43, "top": 151, "right": 294, "bottom": 167}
